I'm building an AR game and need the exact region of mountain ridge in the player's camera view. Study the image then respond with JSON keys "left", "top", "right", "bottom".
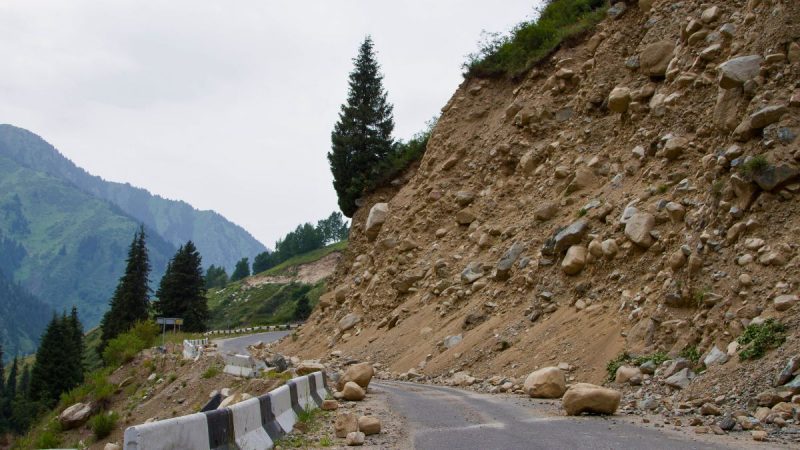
{"left": 0, "top": 124, "right": 266, "bottom": 271}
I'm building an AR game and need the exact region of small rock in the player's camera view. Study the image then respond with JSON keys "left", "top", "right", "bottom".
{"left": 701, "top": 403, "right": 722, "bottom": 416}
{"left": 321, "top": 399, "right": 339, "bottom": 411}
{"left": 774, "top": 295, "right": 798, "bottom": 312}
{"left": 561, "top": 245, "right": 588, "bottom": 276}
{"left": 358, "top": 416, "right": 381, "bottom": 435}
{"left": 751, "top": 430, "right": 768, "bottom": 441}
{"left": 335, "top": 413, "right": 359, "bottom": 438}
{"left": 346, "top": 431, "right": 366, "bottom": 446}
{"left": 341, "top": 382, "right": 366, "bottom": 401}
{"left": 718, "top": 56, "right": 763, "bottom": 89}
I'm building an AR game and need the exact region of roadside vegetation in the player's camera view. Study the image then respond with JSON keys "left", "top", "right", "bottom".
{"left": 463, "top": 0, "right": 607, "bottom": 79}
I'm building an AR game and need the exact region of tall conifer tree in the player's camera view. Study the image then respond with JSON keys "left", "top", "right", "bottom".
{"left": 99, "top": 226, "right": 151, "bottom": 352}
{"left": 154, "top": 242, "right": 209, "bottom": 332}
{"left": 329, "top": 36, "right": 395, "bottom": 216}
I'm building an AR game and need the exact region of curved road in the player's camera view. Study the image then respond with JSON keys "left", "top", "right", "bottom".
{"left": 375, "top": 380, "right": 744, "bottom": 450}
{"left": 213, "top": 330, "right": 290, "bottom": 355}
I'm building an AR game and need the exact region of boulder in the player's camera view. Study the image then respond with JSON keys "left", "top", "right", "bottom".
{"left": 775, "top": 357, "right": 800, "bottom": 387}
{"left": 334, "top": 413, "right": 359, "bottom": 438}
{"left": 608, "top": 87, "right": 632, "bottom": 113}
{"left": 659, "top": 136, "right": 688, "bottom": 160}
{"left": 774, "top": 295, "right": 798, "bottom": 312}
{"left": 752, "top": 164, "right": 800, "bottom": 192}
{"left": 561, "top": 245, "right": 588, "bottom": 276}
{"left": 450, "top": 371, "right": 476, "bottom": 386}
{"left": 624, "top": 213, "right": 655, "bottom": 248}
{"left": 341, "top": 382, "right": 366, "bottom": 401}
{"left": 346, "top": 431, "right": 365, "bottom": 446}
{"left": 456, "top": 209, "right": 477, "bottom": 225}
{"left": 562, "top": 383, "right": 621, "bottom": 415}
{"left": 703, "top": 346, "right": 729, "bottom": 367}
{"left": 640, "top": 41, "right": 675, "bottom": 76}
{"left": 358, "top": 416, "right": 381, "bottom": 435}
{"left": 338, "top": 313, "right": 361, "bottom": 332}
{"left": 365, "top": 203, "right": 388, "bottom": 240}
{"left": 718, "top": 56, "right": 763, "bottom": 89}
{"left": 296, "top": 361, "right": 326, "bottom": 375}
{"left": 321, "top": 399, "right": 339, "bottom": 411}
{"left": 338, "top": 362, "right": 375, "bottom": 390}
{"left": 523, "top": 367, "right": 567, "bottom": 398}
{"left": 749, "top": 105, "right": 788, "bottom": 129}
{"left": 495, "top": 242, "right": 525, "bottom": 280}
{"left": 58, "top": 402, "right": 94, "bottom": 430}
{"left": 614, "top": 366, "right": 642, "bottom": 384}
{"left": 665, "top": 368, "right": 694, "bottom": 389}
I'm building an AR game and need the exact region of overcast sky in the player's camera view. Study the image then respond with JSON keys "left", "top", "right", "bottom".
{"left": 0, "top": 0, "right": 539, "bottom": 247}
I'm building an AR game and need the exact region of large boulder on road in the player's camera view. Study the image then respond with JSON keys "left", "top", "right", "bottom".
{"left": 338, "top": 362, "right": 374, "bottom": 390}
{"left": 523, "top": 367, "right": 567, "bottom": 398}
{"left": 562, "top": 383, "right": 621, "bottom": 415}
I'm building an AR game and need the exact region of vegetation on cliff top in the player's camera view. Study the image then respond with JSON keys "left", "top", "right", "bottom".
{"left": 464, "top": 0, "right": 607, "bottom": 79}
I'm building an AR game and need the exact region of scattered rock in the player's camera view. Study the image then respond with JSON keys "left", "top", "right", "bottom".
{"left": 338, "top": 314, "right": 361, "bottom": 332}
{"left": 703, "top": 346, "right": 729, "bottom": 366}
{"left": 341, "top": 382, "right": 366, "bottom": 401}
{"left": 496, "top": 242, "right": 525, "bottom": 280}
{"left": 365, "top": 203, "right": 388, "bottom": 240}
{"left": 58, "top": 402, "right": 94, "bottom": 430}
{"left": 718, "top": 56, "right": 762, "bottom": 89}
{"left": 615, "top": 366, "right": 642, "bottom": 385}
{"left": 562, "top": 383, "right": 621, "bottom": 415}
{"left": 346, "top": 431, "right": 366, "bottom": 446}
{"left": 608, "top": 87, "right": 632, "bottom": 113}
{"left": 665, "top": 368, "right": 694, "bottom": 389}
{"left": 561, "top": 245, "right": 588, "bottom": 275}
{"left": 774, "top": 295, "right": 798, "bottom": 312}
{"left": 523, "top": 367, "right": 567, "bottom": 398}
{"left": 640, "top": 41, "right": 675, "bottom": 77}
{"left": 624, "top": 213, "right": 655, "bottom": 248}
{"left": 321, "top": 399, "right": 339, "bottom": 411}
{"left": 338, "top": 362, "right": 375, "bottom": 390}
{"left": 358, "top": 416, "right": 381, "bottom": 435}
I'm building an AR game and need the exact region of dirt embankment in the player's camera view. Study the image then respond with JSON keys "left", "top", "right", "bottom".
{"left": 281, "top": 0, "right": 800, "bottom": 430}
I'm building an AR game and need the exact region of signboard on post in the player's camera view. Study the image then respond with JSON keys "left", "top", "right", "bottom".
{"left": 156, "top": 317, "right": 184, "bottom": 349}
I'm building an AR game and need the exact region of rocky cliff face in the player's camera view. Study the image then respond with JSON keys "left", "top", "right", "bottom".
{"left": 283, "top": 0, "right": 800, "bottom": 400}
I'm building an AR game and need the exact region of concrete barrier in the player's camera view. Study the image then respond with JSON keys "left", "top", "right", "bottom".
{"left": 123, "top": 371, "right": 329, "bottom": 450}
{"left": 203, "top": 323, "right": 298, "bottom": 336}
{"left": 183, "top": 338, "right": 209, "bottom": 360}
{"left": 223, "top": 353, "right": 266, "bottom": 378}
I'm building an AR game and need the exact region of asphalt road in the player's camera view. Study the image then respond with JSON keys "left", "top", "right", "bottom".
{"left": 376, "top": 380, "right": 738, "bottom": 450}
{"left": 213, "top": 330, "right": 290, "bottom": 355}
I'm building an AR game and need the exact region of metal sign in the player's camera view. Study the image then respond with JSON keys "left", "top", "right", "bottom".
{"left": 156, "top": 317, "right": 183, "bottom": 325}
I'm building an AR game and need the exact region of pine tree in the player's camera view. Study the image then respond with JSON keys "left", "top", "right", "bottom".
{"left": 99, "top": 226, "right": 151, "bottom": 353}
{"left": 29, "top": 314, "right": 82, "bottom": 407}
{"left": 329, "top": 36, "right": 395, "bottom": 216}
{"left": 204, "top": 265, "right": 229, "bottom": 289}
{"left": 5, "top": 357, "right": 17, "bottom": 403}
{"left": 230, "top": 257, "right": 250, "bottom": 282}
{"left": 0, "top": 342, "right": 5, "bottom": 395}
{"left": 66, "top": 307, "right": 85, "bottom": 387}
{"left": 154, "top": 242, "right": 209, "bottom": 332}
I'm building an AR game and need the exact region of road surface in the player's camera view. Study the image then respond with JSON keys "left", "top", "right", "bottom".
{"left": 213, "top": 330, "right": 290, "bottom": 355}
{"left": 375, "top": 380, "right": 748, "bottom": 450}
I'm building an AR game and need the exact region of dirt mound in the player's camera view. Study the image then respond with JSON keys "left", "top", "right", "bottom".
{"left": 282, "top": 0, "right": 800, "bottom": 441}
{"left": 245, "top": 251, "right": 342, "bottom": 287}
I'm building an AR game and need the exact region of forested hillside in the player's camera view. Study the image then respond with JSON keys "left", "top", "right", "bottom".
{"left": 0, "top": 125, "right": 266, "bottom": 270}
{"left": 0, "top": 152, "right": 174, "bottom": 329}
{"left": 0, "top": 270, "right": 50, "bottom": 360}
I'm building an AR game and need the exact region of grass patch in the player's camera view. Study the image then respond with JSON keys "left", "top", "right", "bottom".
{"left": 738, "top": 319, "right": 786, "bottom": 360}
{"left": 264, "top": 370, "right": 292, "bottom": 382}
{"left": 679, "top": 345, "right": 701, "bottom": 365}
{"left": 656, "top": 184, "right": 669, "bottom": 194}
{"left": 273, "top": 407, "right": 331, "bottom": 448}
{"left": 576, "top": 207, "right": 587, "bottom": 217}
{"left": 89, "top": 411, "right": 119, "bottom": 440}
{"left": 202, "top": 365, "right": 222, "bottom": 379}
{"left": 102, "top": 320, "right": 159, "bottom": 367}
{"left": 739, "top": 155, "right": 769, "bottom": 178}
{"left": 464, "top": 0, "right": 607, "bottom": 78}
{"left": 59, "top": 368, "right": 115, "bottom": 410}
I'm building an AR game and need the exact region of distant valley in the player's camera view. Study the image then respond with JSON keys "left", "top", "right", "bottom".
{"left": 0, "top": 124, "right": 266, "bottom": 358}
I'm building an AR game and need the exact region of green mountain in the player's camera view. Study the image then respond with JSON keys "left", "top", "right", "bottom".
{"left": 0, "top": 151, "right": 175, "bottom": 331}
{"left": 0, "top": 269, "right": 50, "bottom": 360}
{"left": 0, "top": 125, "right": 266, "bottom": 271}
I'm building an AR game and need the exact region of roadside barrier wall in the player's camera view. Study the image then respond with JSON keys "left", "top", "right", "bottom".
{"left": 124, "top": 371, "right": 329, "bottom": 450}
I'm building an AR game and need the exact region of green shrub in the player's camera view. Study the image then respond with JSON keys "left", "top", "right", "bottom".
{"left": 631, "top": 352, "right": 669, "bottom": 367}
{"left": 35, "top": 431, "right": 61, "bottom": 449}
{"left": 59, "top": 369, "right": 115, "bottom": 409}
{"left": 679, "top": 345, "right": 701, "bottom": 365}
{"left": 89, "top": 411, "right": 119, "bottom": 439}
{"left": 202, "top": 365, "right": 221, "bottom": 379}
{"left": 739, "top": 155, "right": 769, "bottom": 177}
{"left": 465, "top": 0, "right": 607, "bottom": 78}
{"left": 738, "top": 319, "right": 786, "bottom": 360}
{"left": 103, "top": 333, "right": 145, "bottom": 367}
{"left": 607, "top": 351, "right": 670, "bottom": 381}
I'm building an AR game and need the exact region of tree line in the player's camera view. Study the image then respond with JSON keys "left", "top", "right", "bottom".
{"left": 0, "top": 309, "right": 83, "bottom": 435}
{"left": 206, "top": 211, "right": 349, "bottom": 288}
